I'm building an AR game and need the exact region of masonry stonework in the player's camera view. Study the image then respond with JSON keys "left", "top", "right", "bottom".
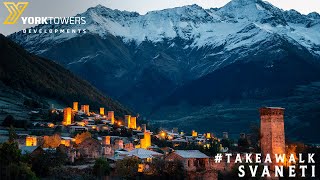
{"left": 260, "top": 107, "right": 285, "bottom": 158}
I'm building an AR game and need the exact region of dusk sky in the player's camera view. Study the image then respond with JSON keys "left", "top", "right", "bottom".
{"left": 1, "top": 0, "right": 320, "bottom": 35}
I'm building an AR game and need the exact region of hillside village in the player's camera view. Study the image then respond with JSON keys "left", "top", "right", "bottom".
{"left": 0, "top": 103, "right": 319, "bottom": 179}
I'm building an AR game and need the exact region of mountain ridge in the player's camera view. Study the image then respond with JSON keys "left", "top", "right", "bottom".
{"left": 9, "top": 2, "right": 320, "bottom": 54}
{"left": 7, "top": 0, "right": 320, "bottom": 142}
{"left": 0, "top": 34, "right": 131, "bottom": 118}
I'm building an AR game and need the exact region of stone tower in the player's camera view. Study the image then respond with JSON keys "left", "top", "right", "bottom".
{"left": 63, "top": 107, "right": 73, "bottom": 125}
{"left": 125, "top": 115, "right": 131, "bottom": 127}
{"left": 108, "top": 111, "right": 115, "bottom": 124}
{"left": 100, "top": 107, "right": 105, "bottom": 116}
{"left": 129, "top": 116, "right": 137, "bottom": 129}
{"left": 83, "top": 105, "right": 89, "bottom": 115}
{"left": 73, "top": 102, "right": 78, "bottom": 111}
{"left": 260, "top": 107, "right": 285, "bottom": 157}
{"left": 140, "top": 124, "right": 151, "bottom": 149}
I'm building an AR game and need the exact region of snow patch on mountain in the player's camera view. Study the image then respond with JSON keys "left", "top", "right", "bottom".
{"left": 67, "top": 53, "right": 100, "bottom": 65}
{"left": 9, "top": 0, "right": 320, "bottom": 57}
{"left": 256, "top": 3, "right": 265, "bottom": 11}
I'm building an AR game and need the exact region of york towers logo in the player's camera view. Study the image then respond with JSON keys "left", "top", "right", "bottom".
{"left": 2, "top": 1, "right": 86, "bottom": 34}
{"left": 3, "top": 2, "right": 29, "bottom": 25}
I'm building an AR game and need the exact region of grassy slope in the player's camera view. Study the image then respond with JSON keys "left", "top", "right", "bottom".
{"left": 0, "top": 34, "right": 131, "bottom": 116}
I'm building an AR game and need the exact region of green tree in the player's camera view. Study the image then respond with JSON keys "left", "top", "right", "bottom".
{"left": 0, "top": 142, "right": 21, "bottom": 165}
{"left": 149, "top": 159, "right": 185, "bottom": 179}
{"left": 115, "top": 157, "right": 140, "bottom": 178}
{"left": 3, "top": 115, "right": 15, "bottom": 127}
{"left": 8, "top": 125, "right": 17, "bottom": 143}
{"left": 149, "top": 158, "right": 166, "bottom": 176}
{"left": 31, "top": 149, "right": 66, "bottom": 177}
{"left": 0, "top": 141, "right": 37, "bottom": 179}
{"left": 93, "top": 158, "right": 111, "bottom": 177}
{"left": 6, "top": 162, "right": 37, "bottom": 180}
{"left": 249, "top": 124, "right": 261, "bottom": 152}
{"left": 164, "top": 160, "right": 185, "bottom": 179}
{"left": 238, "top": 138, "right": 249, "bottom": 152}
{"left": 220, "top": 138, "right": 231, "bottom": 148}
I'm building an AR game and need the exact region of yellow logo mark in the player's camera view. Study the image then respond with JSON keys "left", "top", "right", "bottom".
{"left": 3, "top": 2, "right": 29, "bottom": 25}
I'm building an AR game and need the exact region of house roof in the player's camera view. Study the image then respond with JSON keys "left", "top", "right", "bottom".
{"left": 127, "top": 148, "right": 162, "bottom": 159}
{"left": 264, "top": 107, "right": 284, "bottom": 109}
{"left": 0, "top": 136, "right": 9, "bottom": 143}
{"left": 69, "top": 126, "right": 88, "bottom": 129}
{"left": 108, "top": 156, "right": 126, "bottom": 161}
{"left": 174, "top": 150, "right": 209, "bottom": 159}
{"left": 61, "top": 137, "right": 73, "bottom": 140}
{"left": 172, "top": 138, "right": 188, "bottom": 143}
{"left": 20, "top": 146, "right": 39, "bottom": 155}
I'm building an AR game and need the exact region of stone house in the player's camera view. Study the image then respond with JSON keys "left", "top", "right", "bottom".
{"left": 77, "top": 138, "right": 102, "bottom": 158}
{"left": 165, "top": 150, "right": 209, "bottom": 172}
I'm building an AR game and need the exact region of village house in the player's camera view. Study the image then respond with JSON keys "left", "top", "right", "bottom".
{"left": 160, "top": 147, "right": 174, "bottom": 155}
{"left": 165, "top": 150, "right": 210, "bottom": 172}
{"left": 171, "top": 138, "right": 188, "bottom": 147}
{"left": 77, "top": 138, "right": 102, "bottom": 158}
{"left": 100, "top": 136, "right": 135, "bottom": 156}
{"left": 123, "top": 139, "right": 135, "bottom": 151}
{"left": 127, "top": 148, "right": 163, "bottom": 162}
{"left": 20, "top": 146, "right": 44, "bottom": 157}
{"left": 109, "top": 148, "right": 163, "bottom": 164}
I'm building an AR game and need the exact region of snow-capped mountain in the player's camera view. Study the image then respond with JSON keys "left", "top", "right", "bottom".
{"left": 9, "top": 0, "right": 320, "bottom": 111}
{"left": 8, "top": 0, "right": 320, "bottom": 142}
{"left": 11, "top": 0, "right": 320, "bottom": 54}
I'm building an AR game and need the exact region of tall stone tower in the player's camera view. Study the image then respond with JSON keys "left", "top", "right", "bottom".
{"left": 192, "top": 130, "right": 198, "bottom": 137}
{"left": 73, "top": 102, "right": 78, "bottom": 111}
{"left": 108, "top": 111, "right": 115, "bottom": 124}
{"left": 63, "top": 107, "right": 73, "bottom": 125}
{"left": 83, "top": 105, "right": 89, "bottom": 115}
{"left": 260, "top": 107, "right": 285, "bottom": 157}
{"left": 129, "top": 116, "right": 137, "bottom": 129}
{"left": 100, "top": 107, "right": 105, "bottom": 116}
{"left": 140, "top": 124, "right": 151, "bottom": 149}
{"left": 125, "top": 115, "right": 131, "bottom": 127}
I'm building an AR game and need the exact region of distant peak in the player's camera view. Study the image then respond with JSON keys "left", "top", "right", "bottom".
{"left": 182, "top": 4, "right": 206, "bottom": 12}
{"left": 230, "top": 0, "right": 260, "bottom": 5}
{"left": 145, "top": 3, "right": 205, "bottom": 16}
{"left": 221, "top": 0, "right": 265, "bottom": 11}
{"left": 92, "top": 4, "right": 110, "bottom": 10}
{"left": 87, "top": 4, "right": 110, "bottom": 12}
{"left": 187, "top": 4, "right": 203, "bottom": 9}
{"left": 87, "top": 5, "right": 140, "bottom": 17}
{"left": 307, "top": 12, "right": 320, "bottom": 19}
{"left": 220, "top": 0, "right": 266, "bottom": 12}
{"left": 95, "top": 4, "right": 105, "bottom": 8}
